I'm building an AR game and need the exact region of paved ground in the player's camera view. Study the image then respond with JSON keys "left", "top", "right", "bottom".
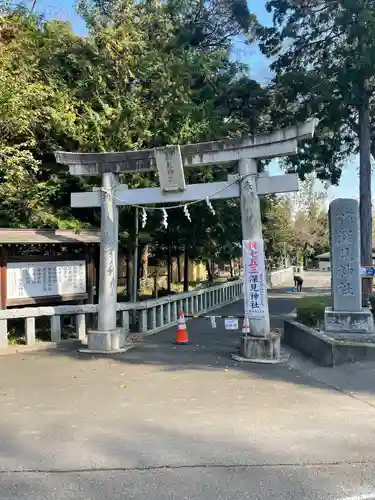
{"left": 3, "top": 271, "right": 375, "bottom": 500}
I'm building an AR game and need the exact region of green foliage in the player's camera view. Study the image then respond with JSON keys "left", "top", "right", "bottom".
{"left": 296, "top": 295, "right": 331, "bottom": 329}
{"left": 292, "top": 175, "right": 329, "bottom": 261}
{"left": 258, "top": 0, "right": 375, "bottom": 183}
{"left": 262, "top": 195, "right": 294, "bottom": 268}
{"left": 369, "top": 293, "right": 375, "bottom": 310}
{"left": 0, "top": 0, "right": 304, "bottom": 269}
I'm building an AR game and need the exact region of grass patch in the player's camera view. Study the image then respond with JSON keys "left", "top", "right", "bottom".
{"left": 7, "top": 317, "right": 56, "bottom": 345}
{"left": 296, "top": 295, "right": 332, "bottom": 329}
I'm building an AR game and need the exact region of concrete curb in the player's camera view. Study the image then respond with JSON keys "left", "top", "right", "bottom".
{"left": 231, "top": 353, "right": 290, "bottom": 364}
{"left": 284, "top": 319, "right": 375, "bottom": 366}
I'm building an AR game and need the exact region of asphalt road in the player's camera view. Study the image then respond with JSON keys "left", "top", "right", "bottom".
{"left": 1, "top": 464, "right": 375, "bottom": 500}
{"left": 2, "top": 276, "right": 375, "bottom": 500}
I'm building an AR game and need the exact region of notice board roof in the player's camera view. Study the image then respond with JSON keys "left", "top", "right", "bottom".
{"left": 0, "top": 229, "right": 100, "bottom": 245}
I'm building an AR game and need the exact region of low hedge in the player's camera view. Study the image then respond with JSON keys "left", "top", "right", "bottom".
{"left": 369, "top": 293, "right": 375, "bottom": 310}
{"left": 296, "top": 295, "right": 332, "bottom": 329}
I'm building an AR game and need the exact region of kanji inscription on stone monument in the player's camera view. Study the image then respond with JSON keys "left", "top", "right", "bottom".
{"left": 329, "top": 198, "right": 361, "bottom": 312}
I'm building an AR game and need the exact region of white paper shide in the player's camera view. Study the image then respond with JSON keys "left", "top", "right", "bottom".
{"left": 7, "top": 260, "right": 86, "bottom": 299}
{"left": 243, "top": 239, "right": 268, "bottom": 320}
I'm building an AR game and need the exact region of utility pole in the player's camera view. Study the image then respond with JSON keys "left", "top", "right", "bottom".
{"left": 359, "top": 84, "right": 373, "bottom": 306}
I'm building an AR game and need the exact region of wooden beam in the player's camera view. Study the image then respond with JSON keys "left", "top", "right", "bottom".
{"left": 6, "top": 293, "right": 89, "bottom": 307}
{"left": 86, "top": 247, "right": 95, "bottom": 305}
{"left": 70, "top": 174, "right": 299, "bottom": 208}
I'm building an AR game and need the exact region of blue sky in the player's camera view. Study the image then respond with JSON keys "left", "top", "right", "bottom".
{"left": 28, "top": 0, "right": 366, "bottom": 202}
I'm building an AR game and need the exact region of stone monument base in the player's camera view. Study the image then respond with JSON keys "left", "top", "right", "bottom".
{"left": 78, "top": 328, "right": 134, "bottom": 354}
{"left": 231, "top": 334, "right": 288, "bottom": 364}
{"left": 324, "top": 307, "right": 374, "bottom": 335}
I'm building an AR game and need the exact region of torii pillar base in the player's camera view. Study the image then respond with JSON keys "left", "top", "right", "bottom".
{"left": 78, "top": 328, "right": 135, "bottom": 355}
{"left": 231, "top": 333, "right": 289, "bottom": 364}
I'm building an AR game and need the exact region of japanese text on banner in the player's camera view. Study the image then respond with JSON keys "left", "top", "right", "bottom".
{"left": 243, "top": 239, "right": 267, "bottom": 318}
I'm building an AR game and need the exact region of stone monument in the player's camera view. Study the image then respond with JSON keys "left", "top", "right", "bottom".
{"left": 324, "top": 198, "right": 374, "bottom": 335}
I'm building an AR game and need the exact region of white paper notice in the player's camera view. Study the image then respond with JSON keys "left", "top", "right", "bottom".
{"left": 7, "top": 260, "right": 86, "bottom": 299}
{"left": 210, "top": 316, "right": 217, "bottom": 329}
{"left": 224, "top": 318, "right": 239, "bottom": 330}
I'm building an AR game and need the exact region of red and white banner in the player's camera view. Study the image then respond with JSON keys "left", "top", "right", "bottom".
{"left": 242, "top": 239, "right": 268, "bottom": 319}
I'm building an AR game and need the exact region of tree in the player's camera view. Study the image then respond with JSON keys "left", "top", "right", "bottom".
{"left": 0, "top": 1, "right": 281, "bottom": 294}
{"left": 291, "top": 175, "right": 329, "bottom": 266}
{"left": 258, "top": 0, "right": 375, "bottom": 301}
{"left": 0, "top": 10, "right": 88, "bottom": 228}
{"left": 80, "top": 0, "right": 256, "bottom": 50}
{"left": 262, "top": 195, "right": 294, "bottom": 269}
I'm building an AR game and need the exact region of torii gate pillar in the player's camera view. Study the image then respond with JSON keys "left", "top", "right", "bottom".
{"left": 97, "top": 173, "right": 120, "bottom": 337}
{"left": 239, "top": 158, "right": 270, "bottom": 337}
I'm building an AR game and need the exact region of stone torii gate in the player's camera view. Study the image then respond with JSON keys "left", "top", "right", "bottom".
{"left": 55, "top": 118, "right": 317, "bottom": 356}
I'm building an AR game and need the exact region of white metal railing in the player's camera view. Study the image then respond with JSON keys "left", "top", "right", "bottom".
{"left": 0, "top": 280, "right": 243, "bottom": 349}
{"left": 268, "top": 266, "right": 294, "bottom": 288}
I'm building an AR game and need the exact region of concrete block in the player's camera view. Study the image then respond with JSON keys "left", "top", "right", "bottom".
{"left": 121, "top": 311, "right": 130, "bottom": 333}
{"left": 324, "top": 307, "right": 374, "bottom": 334}
{"left": 0, "top": 319, "right": 7, "bottom": 348}
{"left": 81, "top": 328, "right": 129, "bottom": 354}
{"left": 25, "top": 317, "right": 36, "bottom": 345}
{"left": 51, "top": 316, "right": 61, "bottom": 342}
{"left": 240, "top": 334, "right": 280, "bottom": 360}
{"left": 76, "top": 313, "right": 86, "bottom": 341}
{"left": 139, "top": 310, "right": 148, "bottom": 333}
{"left": 284, "top": 319, "right": 375, "bottom": 366}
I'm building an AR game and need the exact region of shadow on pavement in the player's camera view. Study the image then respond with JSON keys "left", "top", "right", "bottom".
{"left": 2, "top": 296, "right": 375, "bottom": 400}
{"left": 2, "top": 299, "right": 372, "bottom": 398}
{"left": 32, "top": 300, "right": 321, "bottom": 382}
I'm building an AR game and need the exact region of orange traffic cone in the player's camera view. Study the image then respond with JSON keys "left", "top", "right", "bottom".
{"left": 175, "top": 312, "right": 189, "bottom": 345}
{"left": 242, "top": 316, "right": 250, "bottom": 336}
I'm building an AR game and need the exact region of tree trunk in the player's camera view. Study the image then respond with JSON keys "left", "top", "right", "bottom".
{"left": 183, "top": 246, "right": 189, "bottom": 292}
{"left": 132, "top": 207, "right": 139, "bottom": 302}
{"left": 229, "top": 260, "right": 234, "bottom": 278}
{"left": 206, "top": 261, "right": 213, "bottom": 282}
{"left": 177, "top": 253, "right": 181, "bottom": 282}
{"left": 126, "top": 248, "right": 133, "bottom": 301}
{"left": 359, "top": 89, "right": 373, "bottom": 305}
{"left": 94, "top": 245, "right": 100, "bottom": 305}
{"left": 137, "top": 245, "right": 142, "bottom": 295}
{"left": 154, "top": 264, "right": 159, "bottom": 299}
{"left": 167, "top": 243, "right": 172, "bottom": 293}
{"left": 141, "top": 245, "right": 148, "bottom": 281}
